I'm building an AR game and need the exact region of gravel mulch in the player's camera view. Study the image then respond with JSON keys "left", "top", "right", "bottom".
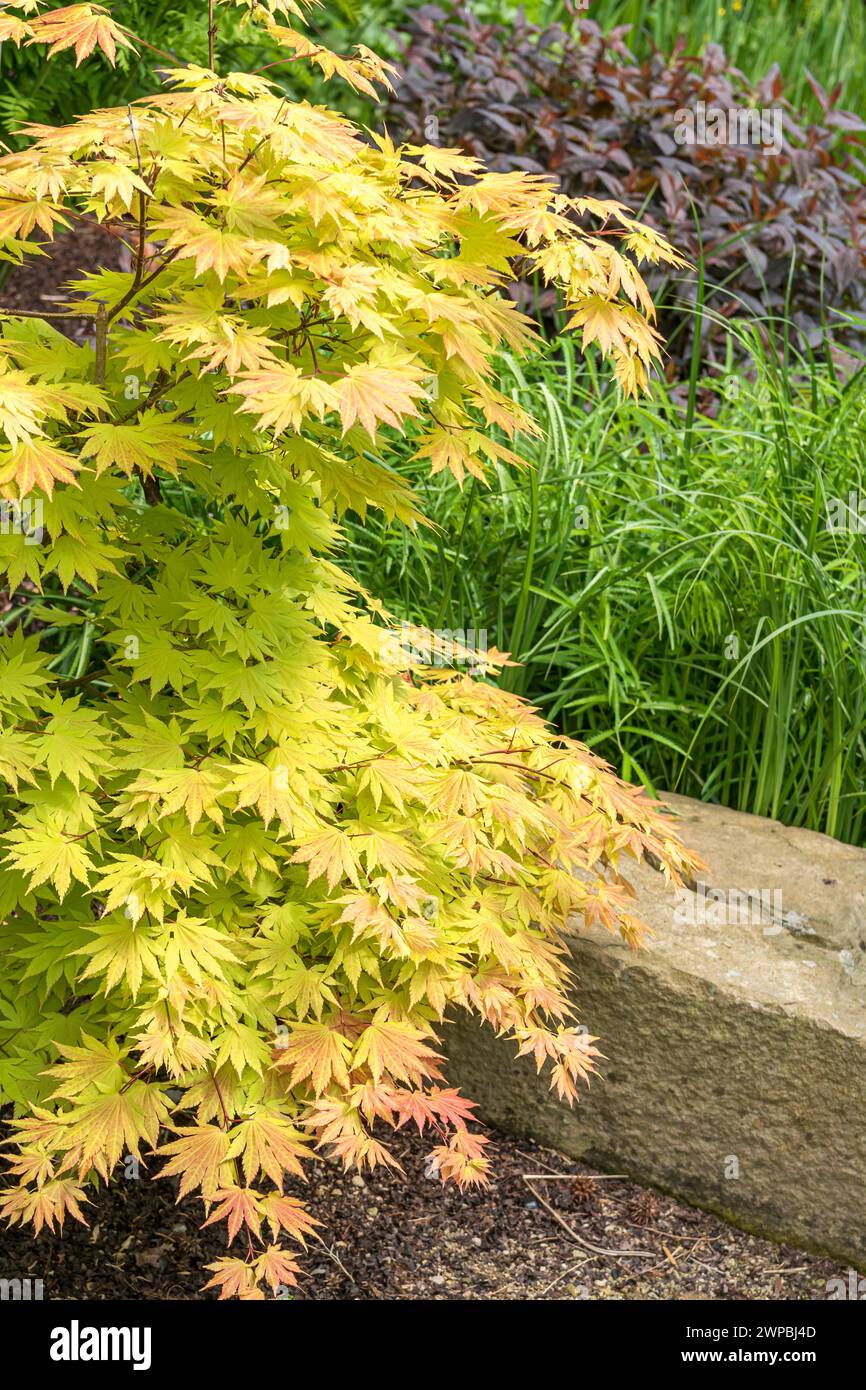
{"left": 0, "top": 1124, "right": 846, "bottom": 1301}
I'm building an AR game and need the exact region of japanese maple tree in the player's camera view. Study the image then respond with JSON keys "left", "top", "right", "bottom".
{"left": 0, "top": 0, "right": 697, "bottom": 1298}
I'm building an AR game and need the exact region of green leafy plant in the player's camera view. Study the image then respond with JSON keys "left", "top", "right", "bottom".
{"left": 0, "top": 0, "right": 697, "bottom": 1298}
{"left": 563, "top": 0, "right": 866, "bottom": 115}
{"left": 351, "top": 329, "right": 866, "bottom": 844}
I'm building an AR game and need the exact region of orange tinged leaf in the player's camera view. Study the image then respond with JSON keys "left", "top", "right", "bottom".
{"left": 30, "top": 4, "right": 136, "bottom": 67}
{"left": 227, "top": 1110, "right": 310, "bottom": 1188}
{"left": 273, "top": 1021, "right": 352, "bottom": 1095}
{"left": 157, "top": 1124, "right": 232, "bottom": 1200}
{"left": 202, "top": 1257, "right": 262, "bottom": 1301}
{"left": 259, "top": 1193, "right": 320, "bottom": 1245}
{"left": 0, "top": 1177, "right": 89, "bottom": 1234}
{"left": 201, "top": 1185, "right": 262, "bottom": 1245}
{"left": 352, "top": 1019, "right": 442, "bottom": 1086}
{"left": 255, "top": 1244, "right": 302, "bottom": 1295}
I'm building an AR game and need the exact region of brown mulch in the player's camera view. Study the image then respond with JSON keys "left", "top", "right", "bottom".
{"left": 0, "top": 221, "right": 127, "bottom": 340}
{"left": 0, "top": 1124, "right": 846, "bottom": 1301}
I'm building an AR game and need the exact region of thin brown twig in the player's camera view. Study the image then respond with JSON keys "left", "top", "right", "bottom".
{"left": 322, "top": 1243, "right": 363, "bottom": 1292}
{"left": 94, "top": 303, "right": 108, "bottom": 385}
{"left": 538, "top": 1256, "right": 592, "bottom": 1299}
{"left": 106, "top": 246, "right": 180, "bottom": 326}
{"left": 0, "top": 307, "right": 97, "bottom": 319}
{"left": 521, "top": 1172, "right": 629, "bottom": 1181}
{"left": 522, "top": 1176, "right": 656, "bottom": 1260}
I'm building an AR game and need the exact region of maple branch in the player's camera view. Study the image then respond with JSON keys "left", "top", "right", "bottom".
{"left": 0, "top": 195, "right": 135, "bottom": 251}
{"left": 56, "top": 668, "right": 111, "bottom": 690}
{"left": 236, "top": 101, "right": 288, "bottom": 177}
{"left": 210, "top": 1071, "right": 237, "bottom": 1139}
{"left": 127, "top": 105, "right": 145, "bottom": 184}
{"left": 0, "top": 307, "right": 97, "bottom": 319}
{"left": 250, "top": 53, "right": 309, "bottom": 76}
{"left": 114, "top": 367, "right": 191, "bottom": 425}
{"left": 208, "top": 0, "right": 217, "bottom": 72}
{"left": 94, "top": 303, "right": 108, "bottom": 385}
{"left": 328, "top": 744, "right": 397, "bottom": 773}
{"left": 209, "top": 1066, "right": 259, "bottom": 1262}
{"left": 164, "top": 1000, "right": 178, "bottom": 1046}
{"left": 106, "top": 247, "right": 181, "bottom": 327}
{"left": 139, "top": 472, "right": 163, "bottom": 507}
{"left": 468, "top": 755, "right": 560, "bottom": 785}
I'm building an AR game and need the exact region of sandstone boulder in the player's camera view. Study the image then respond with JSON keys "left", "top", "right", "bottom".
{"left": 445, "top": 794, "right": 866, "bottom": 1266}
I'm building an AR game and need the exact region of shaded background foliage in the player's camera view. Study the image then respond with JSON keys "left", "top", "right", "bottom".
{"left": 385, "top": 5, "right": 866, "bottom": 372}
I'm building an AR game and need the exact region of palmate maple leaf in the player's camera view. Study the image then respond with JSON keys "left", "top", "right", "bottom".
{"left": 352, "top": 1018, "right": 443, "bottom": 1086}
{"left": 227, "top": 1109, "right": 311, "bottom": 1188}
{"left": 161, "top": 912, "right": 240, "bottom": 987}
{"left": 0, "top": 631, "right": 50, "bottom": 711}
{"left": 335, "top": 363, "right": 427, "bottom": 440}
{"left": 430, "top": 1128, "right": 491, "bottom": 1188}
{"left": 291, "top": 826, "right": 362, "bottom": 891}
{"left": 228, "top": 363, "right": 339, "bottom": 435}
{"left": 259, "top": 1193, "right": 320, "bottom": 1245}
{"left": 75, "top": 917, "right": 158, "bottom": 1006}
{"left": 78, "top": 414, "right": 200, "bottom": 479}
{"left": 255, "top": 1244, "right": 302, "bottom": 1295}
{"left": 3, "top": 1149, "right": 57, "bottom": 1188}
{"left": 263, "top": 23, "right": 396, "bottom": 102}
{"left": 0, "top": 195, "right": 70, "bottom": 240}
{"left": 43, "top": 1034, "right": 127, "bottom": 1099}
{"left": 60, "top": 1081, "right": 170, "bottom": 1180}
{"left": 29, "top": 4, "right": 136, "bottom": 67}
{"left": 126, "top": 766, "right": 227, "bottom": 830}
{"left": 565, "top": 295, "right": 663, "bottom": 380}
{"left": 0, "top": 370, "right": 59, "bottom": 446}
{"left": 36, "top": 696, "right": 112, "bottom": 788}
{"left": 327, "top": 1129, "right": 401, "bottom": 1174}
{"left": 201, "top": 1185, "right": 262, "bottom": 1245}
{"left": 89, "top": 159, "right": 152, "bottom": 214}
{"left": 153, "top": 207, "right": 253, "bottom": 283}
{"left": 202, "top": 1256, "right": 262, "bottom": 1301}
{"left": 0, "top": 439, "right": 82, "bottom": 496}
{"left": 275, "top": 1021, "right": 353, "bottom": 1095}
{"left": 157, "top": 1124, "right": 232, "bottom": 1200}
{"left": 0, "top": 1176, "right": 89, "bottom": 1234}
{"left": 4, "top": 823, "right": 94, "bottom": 898}
{"left": 226, "top": 759, "right": 297, "bottom": 830}
{"left": 391, "top": 1085, "right": 479, "bottom": 1133}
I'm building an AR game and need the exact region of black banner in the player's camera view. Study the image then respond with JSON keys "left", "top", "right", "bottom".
{"left": 1, "top": 1295, "right": 858, "bottom": 1376}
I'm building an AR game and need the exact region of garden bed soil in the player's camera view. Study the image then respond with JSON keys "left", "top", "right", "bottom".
{"left": 0, "top": 1124, "right": 846, "bottom": 1301}
{"left": 0, "top": 222, "right": 127, "bottom": 340}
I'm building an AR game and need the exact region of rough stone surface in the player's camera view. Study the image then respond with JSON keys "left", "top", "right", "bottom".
{"left": 445, "top": 794, "right": 866, "bottom": 1267}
